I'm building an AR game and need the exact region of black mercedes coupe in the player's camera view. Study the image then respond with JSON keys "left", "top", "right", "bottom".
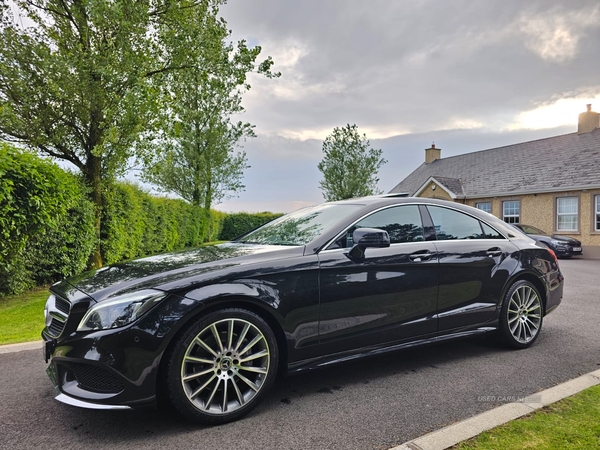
{"left": 42, "top": 196, "right": 564, "bottom": 423}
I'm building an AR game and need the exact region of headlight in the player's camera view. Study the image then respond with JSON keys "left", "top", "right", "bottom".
{"left": 550, "top": 240, "right": 568, "bottom": 247}
{"left": 77, "top": 289, "right": 167, "bottom": 332}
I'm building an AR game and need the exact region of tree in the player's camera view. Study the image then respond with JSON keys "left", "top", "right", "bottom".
{"left": 141, "top": 33, "right": 278, "bottom": 220}
{"left": 0, "top": 0, "right": 236, "bottom": 268}
{"left": 317, "top": 124, "right": 387, "bottom": 201}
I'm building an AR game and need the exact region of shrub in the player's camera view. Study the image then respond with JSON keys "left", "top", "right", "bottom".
{"left": 101, "top": 182, "right": 225, "bottom": 264}
{"left": 0, "top": 144, "right": 95, "bottom": 295}
{"left": 219, "top": 212, "right": 283, "bottom": 241}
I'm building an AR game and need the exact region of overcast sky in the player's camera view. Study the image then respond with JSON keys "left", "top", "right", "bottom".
{"left": 197, "top": 0, "right": 600, "bottom": 213}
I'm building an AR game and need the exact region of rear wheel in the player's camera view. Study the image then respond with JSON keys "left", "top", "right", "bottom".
{"left": 499, "top": 280, "right": 543, "bottom": 349}
{"left": 165, "top": 308, "right": 278, "bottom": 424}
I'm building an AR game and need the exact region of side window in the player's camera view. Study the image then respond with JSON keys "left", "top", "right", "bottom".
{"left": 481, "top": 222, "right": 504, "bottom": 239}
{"left": 428, "top": 206, "right": 487, "bottom": 240}
{"left": 331, "top": 205, "right": 424, "bottom": 248}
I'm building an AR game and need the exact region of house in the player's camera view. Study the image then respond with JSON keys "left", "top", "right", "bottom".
{"left": 389, "top": 105, "right": 600, "bottom": 254}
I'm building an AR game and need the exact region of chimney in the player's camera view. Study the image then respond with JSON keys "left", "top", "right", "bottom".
{"left": 578, "top": 104, "right": 600, "bottom": 134}
{"left": 425, "top": 143, "right": 441, "bottom": 163}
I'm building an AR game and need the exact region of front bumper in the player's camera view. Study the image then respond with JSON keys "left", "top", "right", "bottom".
{"left": 45, "top": 361, "right": 131, "bottom": 410}
{"left": 43, "top": 326, "right": 160, "bottom": 409}
{"left": 42, "top": 286, "right": 203, "bottom": 410}
{"left": 554, "top": 245, "right": 582, "bottom": 257}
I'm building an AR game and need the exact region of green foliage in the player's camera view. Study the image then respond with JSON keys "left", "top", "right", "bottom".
{"left": 219, "top": 212, "right": 283, "bottom": 241}
{"left": 0, "top": 143, "right": 95, "bottom": 294}
{"left": 0, "top": 146, "right": 229, "bottom": 294}
{"left": 101, "top": 182, "right": 225, "bottom": 265}
{"left": 141, "top": 7, "right": 279, "bottom": 214}
{"left": 318, "top": 124, "right": 387, "bottom": 201}
{"left": 0, "top": 0, "right": 255, "bottom": 267}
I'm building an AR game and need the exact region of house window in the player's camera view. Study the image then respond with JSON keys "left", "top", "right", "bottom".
{"left": 595, "top": 195, "right": 600, "bottom": 231}
{"left": 503, "top": 201, "right": 520, "bottom": 224}
{"left": 556, "top": 197, "right": 578, "bottom": 231}
{"left": 476, "top": 202, "right": 491, "bottom": 214}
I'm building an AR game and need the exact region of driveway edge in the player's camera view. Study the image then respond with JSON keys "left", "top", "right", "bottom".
{"left": 390, "top": 368, "right": 600, "bottom": 450}
{"left": 0, "top": 340, "right": 42, "bottom": 354}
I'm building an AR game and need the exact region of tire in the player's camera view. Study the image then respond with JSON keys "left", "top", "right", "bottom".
{"left": 499, "top": 280, "right": 544, "bottom": 349}
{"left": 165, "top": 308, "right": 279, "bottom": 424}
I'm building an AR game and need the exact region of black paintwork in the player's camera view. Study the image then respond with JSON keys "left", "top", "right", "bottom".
{"left": 513, "top": 224, "right": 583, "bottom": 258}
{"left": 43, "top": 197, "right": 564, "bottom": 408}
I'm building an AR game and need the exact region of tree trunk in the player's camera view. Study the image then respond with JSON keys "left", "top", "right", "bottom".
{"left": 85, "top": 154, "right": 103, "bottom": 269}
{"left": 202, "top": 181, "right": 213, "bottom": 242}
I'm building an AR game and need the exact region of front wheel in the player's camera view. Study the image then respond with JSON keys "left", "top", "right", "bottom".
{"left": 499, "top": 280, "right": 544, "bottom": 349}
{"left": 165, "top": 308, "right": 279, "bottom": 424}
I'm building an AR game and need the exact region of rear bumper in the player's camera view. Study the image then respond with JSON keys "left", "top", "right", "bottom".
{"left": 544, "top": 269, "right": 564, "bottom": 315}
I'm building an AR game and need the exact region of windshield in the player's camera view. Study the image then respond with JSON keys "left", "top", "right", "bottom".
{"left": 520, "top": 225, "right": 546, "bottom": 235}
{"left": 236, "top": 204, "right": 363, "bottom": 246}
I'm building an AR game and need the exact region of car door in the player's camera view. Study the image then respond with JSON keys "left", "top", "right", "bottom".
{"left": 317, "top": 204, "right": 439, "bottom": 355}
{"left": 423, "top": 205, "right": 518, "bottom": 331}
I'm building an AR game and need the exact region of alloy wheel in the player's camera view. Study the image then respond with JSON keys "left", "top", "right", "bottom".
{"left": 506, "top": 285, "right": 542, "bottom": 344}
{"left": 180, "top": 318, "right": 271, "bottom": 415}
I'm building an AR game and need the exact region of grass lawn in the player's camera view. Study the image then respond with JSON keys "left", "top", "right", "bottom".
{"left": 453, "top": 384, "right": 600, "bottom": 450}
{"left": 0, "top": 287, "right": 49, "bottom": 345}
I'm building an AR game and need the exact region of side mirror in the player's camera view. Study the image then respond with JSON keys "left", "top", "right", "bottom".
{"left": 347, "top": 228, "right": 390, "bottom": 259}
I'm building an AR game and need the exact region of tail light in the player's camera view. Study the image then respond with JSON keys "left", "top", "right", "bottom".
{"left": 546, "top": 248, "right": 558, "bottom": 263}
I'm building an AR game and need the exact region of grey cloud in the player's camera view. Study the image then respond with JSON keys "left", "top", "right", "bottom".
{"left": 224, "top": 0, "right": 600, "bottom": 135}
{"left": 212, "top": 1, "right": 600, "bottom": 212}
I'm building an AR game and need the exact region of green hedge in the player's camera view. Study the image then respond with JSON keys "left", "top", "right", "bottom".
{"left": 0, "top": 144, "right": 96, "bottom": 294}
{"left": 0, "top": 144, "right": 283, "bottom": 295}
{"left": 101, "top": 182, "right": 225, "bottom": 265}
{"left": 219, "top": 212, "right": 283, "bottom": 241}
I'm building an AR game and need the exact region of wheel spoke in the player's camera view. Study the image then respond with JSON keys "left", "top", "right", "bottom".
{"left": 227, "top": 320, "right": 234, "bottom": 350}
{"left": 525, "top": 292, "right": 538, "bottom": 309}
{"left": 239, "top": 334, "right": 264, "bottom": 356}
{"left": 231, "top": 377, "right": 244, "bottom": 406}
{"left": 240, "top": 349, "right": 268, "bottom": 363}
{"left": 235, "top": 372, "right": 260, "bottom": 392}
{"left": 525, "top": 317, "right": 539, "bottom": 330}
{"left": 211, "top": 324, "right": 224, "bottom": 353}
{"left": 239, "top": 365, "right": 268, "bottom": 374}
{"left": 190, "top": 374, "right": 217, "bottom": 399}
{"left": 522, "top": 320, "right": 533, "bottom": 340}
{"left": 234, "top": 323, "right": 250, "bottom": 352}
{"left": 204, "top": 378, "right": 221, "bottom": 410}
{"left": 222, "top": 379, "right": 229, "bottom": 412}
{"left": 508, "top": 314, "right": 519, "bottom": 324}
{"left": 513, "top": 321, "right": 522, "bottom": 341}
{"left": 185, "top": 356, "right": 214, "bottom": 364}
{"left": 515, "top": 288, "right": 523, "bottom": 307}
{"left": 195, "top": 337, "right": 218, "bottom": 358}
{"left": 183, "top": 367, "right": 214, "bottom": 382}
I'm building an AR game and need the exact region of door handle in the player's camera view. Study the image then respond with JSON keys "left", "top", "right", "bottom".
{"left": 486, "top": 247, "right": 502, "bottom": 257}
{"left": 409, "top": 251, "right": 432, "bottom": 262}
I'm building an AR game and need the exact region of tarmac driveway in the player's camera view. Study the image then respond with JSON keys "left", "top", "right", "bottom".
{"left": 0, "top": 258, "right": 598, "bottom": 450}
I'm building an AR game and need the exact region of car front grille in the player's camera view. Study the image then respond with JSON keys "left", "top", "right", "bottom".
{"left": 69, "top": 363, "right": 125, "bottom": 393}
{"left": 45, "top": 294, "right": 71, "bottom": 339}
